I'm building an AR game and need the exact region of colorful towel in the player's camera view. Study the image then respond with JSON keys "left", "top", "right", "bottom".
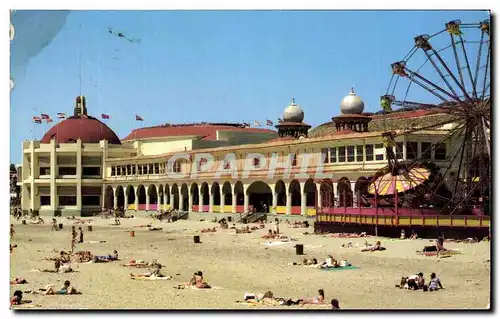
{"left": 131, "top": 276, "right": 172, "bottom": 280}
{"left": 321, "top": 265, "right": 359, "bottom": 271}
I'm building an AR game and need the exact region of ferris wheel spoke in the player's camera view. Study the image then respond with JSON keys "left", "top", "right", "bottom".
{"left": 457, "top": 35, "right": 477, "bottom": 100}
{"left": 430, "top": 48, "right": 472, "bottom": 102}
{"left": 472, "top": 31, "right": 486, "bottom": 99}
{"left": 405, "top": 67, "right": 460, "bottom": 103}
{"left": 450, "top": 34, "right": 468, "bottom": 98}
{"left": 481, "top": 42, "right": 491, "bottom": 101}
{"left": 425, "top": 49, "right": 465, "bottom": 101}
{"left": 392, "top": 99, "right": 437, "bottom": 109}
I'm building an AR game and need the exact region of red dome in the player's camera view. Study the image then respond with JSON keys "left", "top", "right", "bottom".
{"left": 41, "top": 116, "right": 121, "bottom": 144}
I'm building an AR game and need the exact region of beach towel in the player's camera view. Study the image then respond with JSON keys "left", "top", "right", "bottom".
{"left": 84, "top": 241, "right": 106, "bottom": 244}
{"left": 416, "top": 249, "right": 461, "bottom": 256}
{"left": 131, "top": 276, "right": 173, "bottom": 281}
{"left": 321, "top": 265, "right": 359, "bottom": 271}
{"left": 264, "top": 241, "right": 292, "bottom": 247}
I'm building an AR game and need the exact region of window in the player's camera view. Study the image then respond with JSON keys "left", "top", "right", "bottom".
{"left": 291, "top": 153, "right": 297, "bottom": 166}
{"left": 356, "top": 145, "right": 364, "bottom": 162}
{"left": 198, "top": 158, "right": 207, "bottom": 171}
{"left": 59, "top": 166, "right": 76, "bottom": 176}
{"left": 154, "top": 163, "right": 159, "bottom": 174}
{"left": 82, "top": 195, "right": 100, "bottom": 206}
{"left": 174, "top": 160, "right": 182, "bottom": 173}
{"left": 148, "top": 164, "right": 154, "bottom": 174}
{"left": 407, "top": 142, "right": 418, "bottom": 160}
{"left": 338, "top": 147, "right": 346, "bottom": 162}
{"left": 321, "top": 148, "right": 329, "bottom": 164}
{"left": 395, "top": 142, "right": 404, "bottom": 160}
{"left": 111, "top": 166, "right": 116, "bottom": 176}
{"left": 131, "top": 165, "right": 136, "bottom": 175}
{"left": 59, "top": 196, "right": 77, "bottom": 206}
{"left": 224, "top": 159, "right": 231, "bottom": 169}
{"left": 253, "top": 157, "right": 260, "bottom": 167}
{"left": 82, "top": 167, "right": 100, "bottom": 177}
{"left": 435, "top": 143, "right": 447, "bottom": 160}
{"left": 347, "top": 146, "right": 355, "bottom": 162}
{"left": 40, "top": 196, "right": 51, "bottom": 206}
{"left": 421, "top": 142, "right": 432, "bottom": 160}
{"left": 329, "top": 147, "right": 337, "bottom": 163}
{"left": 39, "top": 167, "right": 50, "bottom": 176}
{"left": 366, "top": 145, "right": 374, "bottom": 161}
{"left": 375, "top": 144, "right": 384, "bottom": 161}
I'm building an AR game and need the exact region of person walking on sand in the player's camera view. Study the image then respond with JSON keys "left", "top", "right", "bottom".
{"left": 10, "top": 224, "right": 15, "bottom": 239}
{"left": 274, "top": 218, "right": 280, "bottom": 235}
{"left": 78, "top": 227, "right": 84, "bottom": 243}
{"left": 51, "top": 218, "right": 59, "bottom": 231}
{"left": 70, "top": 226, "right": 77, "bottom": 253}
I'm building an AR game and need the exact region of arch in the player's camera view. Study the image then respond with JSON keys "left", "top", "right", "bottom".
{"left": 158, "top": 185, "right": 164, "bottom": 206}
{"left": 137, "top": 185, "right": 146, "bottom": 206}
{"left": 337, "top": 177, "right": 353, "bottom": 207}
{"left": 181, "top": 184, "right": 189, "bottom": 211}
{"left": 104, "top": 186, "right": 114, "bottom": 209}
{"left": 116, "top": 185, "right": 125, "bottom": 210}
{"left": 289, "top": 179, "right": 301, "bottom": 207}
{"left": 164, "top": 184, "right": 170, "bottom": 205}
{"left": 147, "top": 185, "right": 158, "bottom": 205}
{"left": 171, "top": 184, "right": 179, "bottom": 210}
{"left": 246, "top": 181, "right": 272, "bottom": 212}
{"left": 319, "top": 179, "right": 334, "bottom": 208}
{"left": 190, "top": 183, "right": 199, "bottom": 205}
{"left": 126, "top": 185, "right": 135, "bottom": 209}
{"left": 211, "top": 182, "right": 221, "bottom": 206}
{"left": 275, "top": 180, "right": 287, "bottom": 206}
{"left": 303, "top": 178, "right": 316, "bottom": 207}
{"left": 233, "top": 181, "right": 244, "bottom": 206}
{"left": 200, "top": 182, "right": 209, "bottom": 206}
{"left": 354, "top": 176, "right": 371, "bottom": 207}
{"left": 222, "top": 181, "right": 232, "bottom": 205}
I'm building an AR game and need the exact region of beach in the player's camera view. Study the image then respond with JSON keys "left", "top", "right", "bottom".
{"left": 10, "top": 216, "right": 490, "bottom": 310}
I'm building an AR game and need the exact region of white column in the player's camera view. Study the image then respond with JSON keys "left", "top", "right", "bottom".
{"left": 113, "top": 188, "right": 118, "bottom": 209}
{"left": 29, "top": 142, "right": 35, "bottom": 212}
{"left": 209, "top": 190, "right": 214, "bottom": 213}
{"left": 232, "top": 193, "right": 237, "bottom": 213}
{"left": 134, "top": 187, "right": 139, "bottom": 211}
{"left": 199, "top": 189, "right": 204, "bottom": 213}
{"left": 332, "top": 182, "right": 338, "bottom": 207}
{"left": 301, "top": 192, "right": 307, "bottom": 216}
{"left": 316, "top": 183, "right": 322, "bottom": 213}
{"left": 272, "top": 192, "right": 278, "bottom": 214}
{"left": 179, "top": 191, "right": 185, "bottom": 211}
{"left": 50, "top": 139, "right": 57, "bottom": 213}
{"left": 244, "top": 192, "right": 249, "bottom": 214}
{"left": 164, "top": 188, "right": 168, "bottom": 209}
{"left": 76, "top": 139, "right": 82, "bottom": 214}
{"left": 188, "top": 188, "right": 193, "bottom": 212}
{"left": 286, "top": 193, "right": 292, "bottom": 215}
{"left": 124, "top": 186, "right": 129, "bottom": 211}
{"left": 157, "top": 185, "right": 161, "bottom": 212}
{"left": 351, "top": 181, "right": 357, "bottom": 207}
{"left": 220, "top": 192, "right": 225, "bottom": 213}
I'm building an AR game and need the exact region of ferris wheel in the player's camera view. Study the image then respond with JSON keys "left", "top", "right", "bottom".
{"left": 370, "top": 19, "right": 491, "bottom": 215}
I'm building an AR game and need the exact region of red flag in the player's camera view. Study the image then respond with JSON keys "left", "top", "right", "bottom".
{"left": 32, "top": 116, "right": 42, "bottom": 123}
{"left": 135, "top": 115, "right": 144, "bottom": 121}
{"left": 46, "top": 118, "right": 53, "bottom": 123}
{"left": 266, "top": 119, "right": 273, "bottom": 126}
{"left": 101, "top": 114, "right": 110, "bottom": 119}
{"left": 40, "top": 113, "right": 49, "bottom": 120}
{"left": 57, "top": 112, "right": 66, "bottom": 119}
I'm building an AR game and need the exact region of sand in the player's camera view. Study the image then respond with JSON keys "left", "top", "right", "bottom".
{"left": 9, "top": 216, "right": 490, "bottom": 310}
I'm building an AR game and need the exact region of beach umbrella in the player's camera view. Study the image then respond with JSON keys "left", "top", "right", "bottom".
{"left": 368, "top": 167, "right": 431, "bottom": 196}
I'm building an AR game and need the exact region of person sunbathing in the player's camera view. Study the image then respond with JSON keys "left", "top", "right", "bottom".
{"left": 122, "top": 259, "right": 151, "bottom": 268}
{"left": 10, "top": 290, "right": 32, "bottom": 307}
{"left": 135, "top": 224, "right": 152, "bottom": 228}
{"left": 201, "top": 227, "right": 217, "bottom": 233}
{"left": 341, "top": 241, "right": 354, "bottom": 248}
{"left": 10, "top": 244, "right": 17, "bottom": 253}
{"left": 130, "top": 264, "right": 167, "bottom": 279}
{"left": 361, "top": 241, "right": 386, "bottom": 252}
{"left": 10, "top": 278, "right": 28, "bottom": 285}
{"left": 73, "top": 250, "right": 93, "bottom": 263}
{"left": 40, "top": 280, "right": 80, "bottom": 295}
{"left": 299, "top": 289, "right": 325, "bottom": 305}
{"left": 193, "top": 271, "right": 211, "bottom": 288}
{"left": 428, "top": 273, "right": 444, "bottom": 291}
{"left": 410, "top": 230, "right": 418, "bottom": 239}
{"left": 331, "top": 298, "right": 340, "bottom": 309}
{"left": 59, "top": 251, "right": 71, "bottom": 263}
{"left": 92, "top": 250, "right": 119, "bottom": 263}
{"left": 147, "top": 226, "right": 163, "bottom": 231}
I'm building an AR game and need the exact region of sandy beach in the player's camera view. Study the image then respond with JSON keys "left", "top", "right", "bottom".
{"left": 9, "top": 216, "right": 490, "bottom": 310}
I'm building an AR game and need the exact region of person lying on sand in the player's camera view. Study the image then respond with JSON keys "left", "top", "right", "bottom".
{"left": 10, "top": 290, "right": 32, "bottom": 307}
{"left": 176, "top": 271, "right": 211, "bottom": 289}
{"left": 135, "top": 224, "right": 152, "bottom": 228}
{"left": 130, "top": 264, "right": 168, "bottom": 279}
{"left": 299, "top": 289, "right": 325, "bottom": 305}
{"left": 236, "top": 226, "right": 252, "bottom": 234}
{"left": 261, "top": 229, "right": 276, "bottom": 239}
{"left": 361, "top": 241, "right": 386, "bottom": 252}
{"left": 428, "top": 273, "right": 444, "bottom": 291}
{"left": 10, "top": 278, "right": 28, "bottom": 285}
{"left": 341, "top": 241, "right": 354, "bottom": 248}
{"left": 38, "top": 280, "right": 80, "bottom": 295}
{"left": 122, "top": 259, "right": 151, "bottom": 268}
{"left": 396, "top": 273, "right": 425, "bottom": 290}
{"left": 72, "top": 250, "right": 93, "bottom": 263}
{"left": 288, "top": 258, "right": 318, "bottom": 266}
{"left": 92, "top": 250, "right": 119, "bottom": 263}
{"left": 147, "top": 226, "right": 163, "bottom": 231}
{"left": 200, "top": 227, "right": 217, "bottom": 233}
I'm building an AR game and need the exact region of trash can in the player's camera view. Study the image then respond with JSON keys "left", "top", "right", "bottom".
{"left": 58, "top": 223, "right": 63, "bottom": 230}
{"left": 194, "top": 235, "right": 201, "bottom": 244}
{"left": 87, "top": 225, "right": 93, "bottom": 231}
{"left": 295, "top": 244, "right": 304, "bottom": 255}
{"left": 130, "top": 231, "right": 135, "bottom": 237}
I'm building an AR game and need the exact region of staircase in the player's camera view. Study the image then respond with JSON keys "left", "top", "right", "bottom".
{"left": 239, "top": 211, "right": 267, "bottom": 223}
{"left": 174, "top": 210, "right": 189, "bottom": 220}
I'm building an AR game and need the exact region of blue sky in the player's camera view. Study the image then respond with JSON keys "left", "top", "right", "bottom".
{"left": 10, "top": 10, "right": 490, "bottom": 163}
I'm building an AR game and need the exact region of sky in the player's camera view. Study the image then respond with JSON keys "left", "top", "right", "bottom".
{"left": 9, "top": 10, "right": 490, "bottom": 163}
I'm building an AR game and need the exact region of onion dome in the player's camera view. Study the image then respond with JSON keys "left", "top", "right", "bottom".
{"left": 340, "top": 87, "right": 364, "bottom": 114}
{"left": 283, "top": 98, "right": 304, "bottom": 123}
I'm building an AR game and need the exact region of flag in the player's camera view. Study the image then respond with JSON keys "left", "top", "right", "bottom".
{"left": 40, "top": 113, "right": 49, "bottom": 120}
{"left": 46, "top": 118, "right": 53, "bottom": 123}
{"left": 278, "top": 118, "right": 284, "bottom": 123}
{"left": 266, "top": 119, "right": 273, "bottom": 126}
{"left": 32, "top": 116, "right": 42, "bottom": 123}
{"left": 135, "top": 115, "right": 144, "bottom": 121}
{"left": 81, "top": 114, "right": 88, "bottom": 119}
{"left": 57, "top": 112, "right": 66, "bottom": 119}
{"left": 101, "top": 114, "right": 110, "bottom": 119}
{"left": 253, "top": 121, "right": 261, "bottom": 127}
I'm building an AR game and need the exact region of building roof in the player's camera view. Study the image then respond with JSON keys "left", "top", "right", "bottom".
{"left": 41, "top": 116, "right": 122, "bottom": 145}
{"left": 122, "top": 123, "right": 276, "bottom": 142}
{"left": 310, "top": 108, "right": 457, "bottom": 138}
